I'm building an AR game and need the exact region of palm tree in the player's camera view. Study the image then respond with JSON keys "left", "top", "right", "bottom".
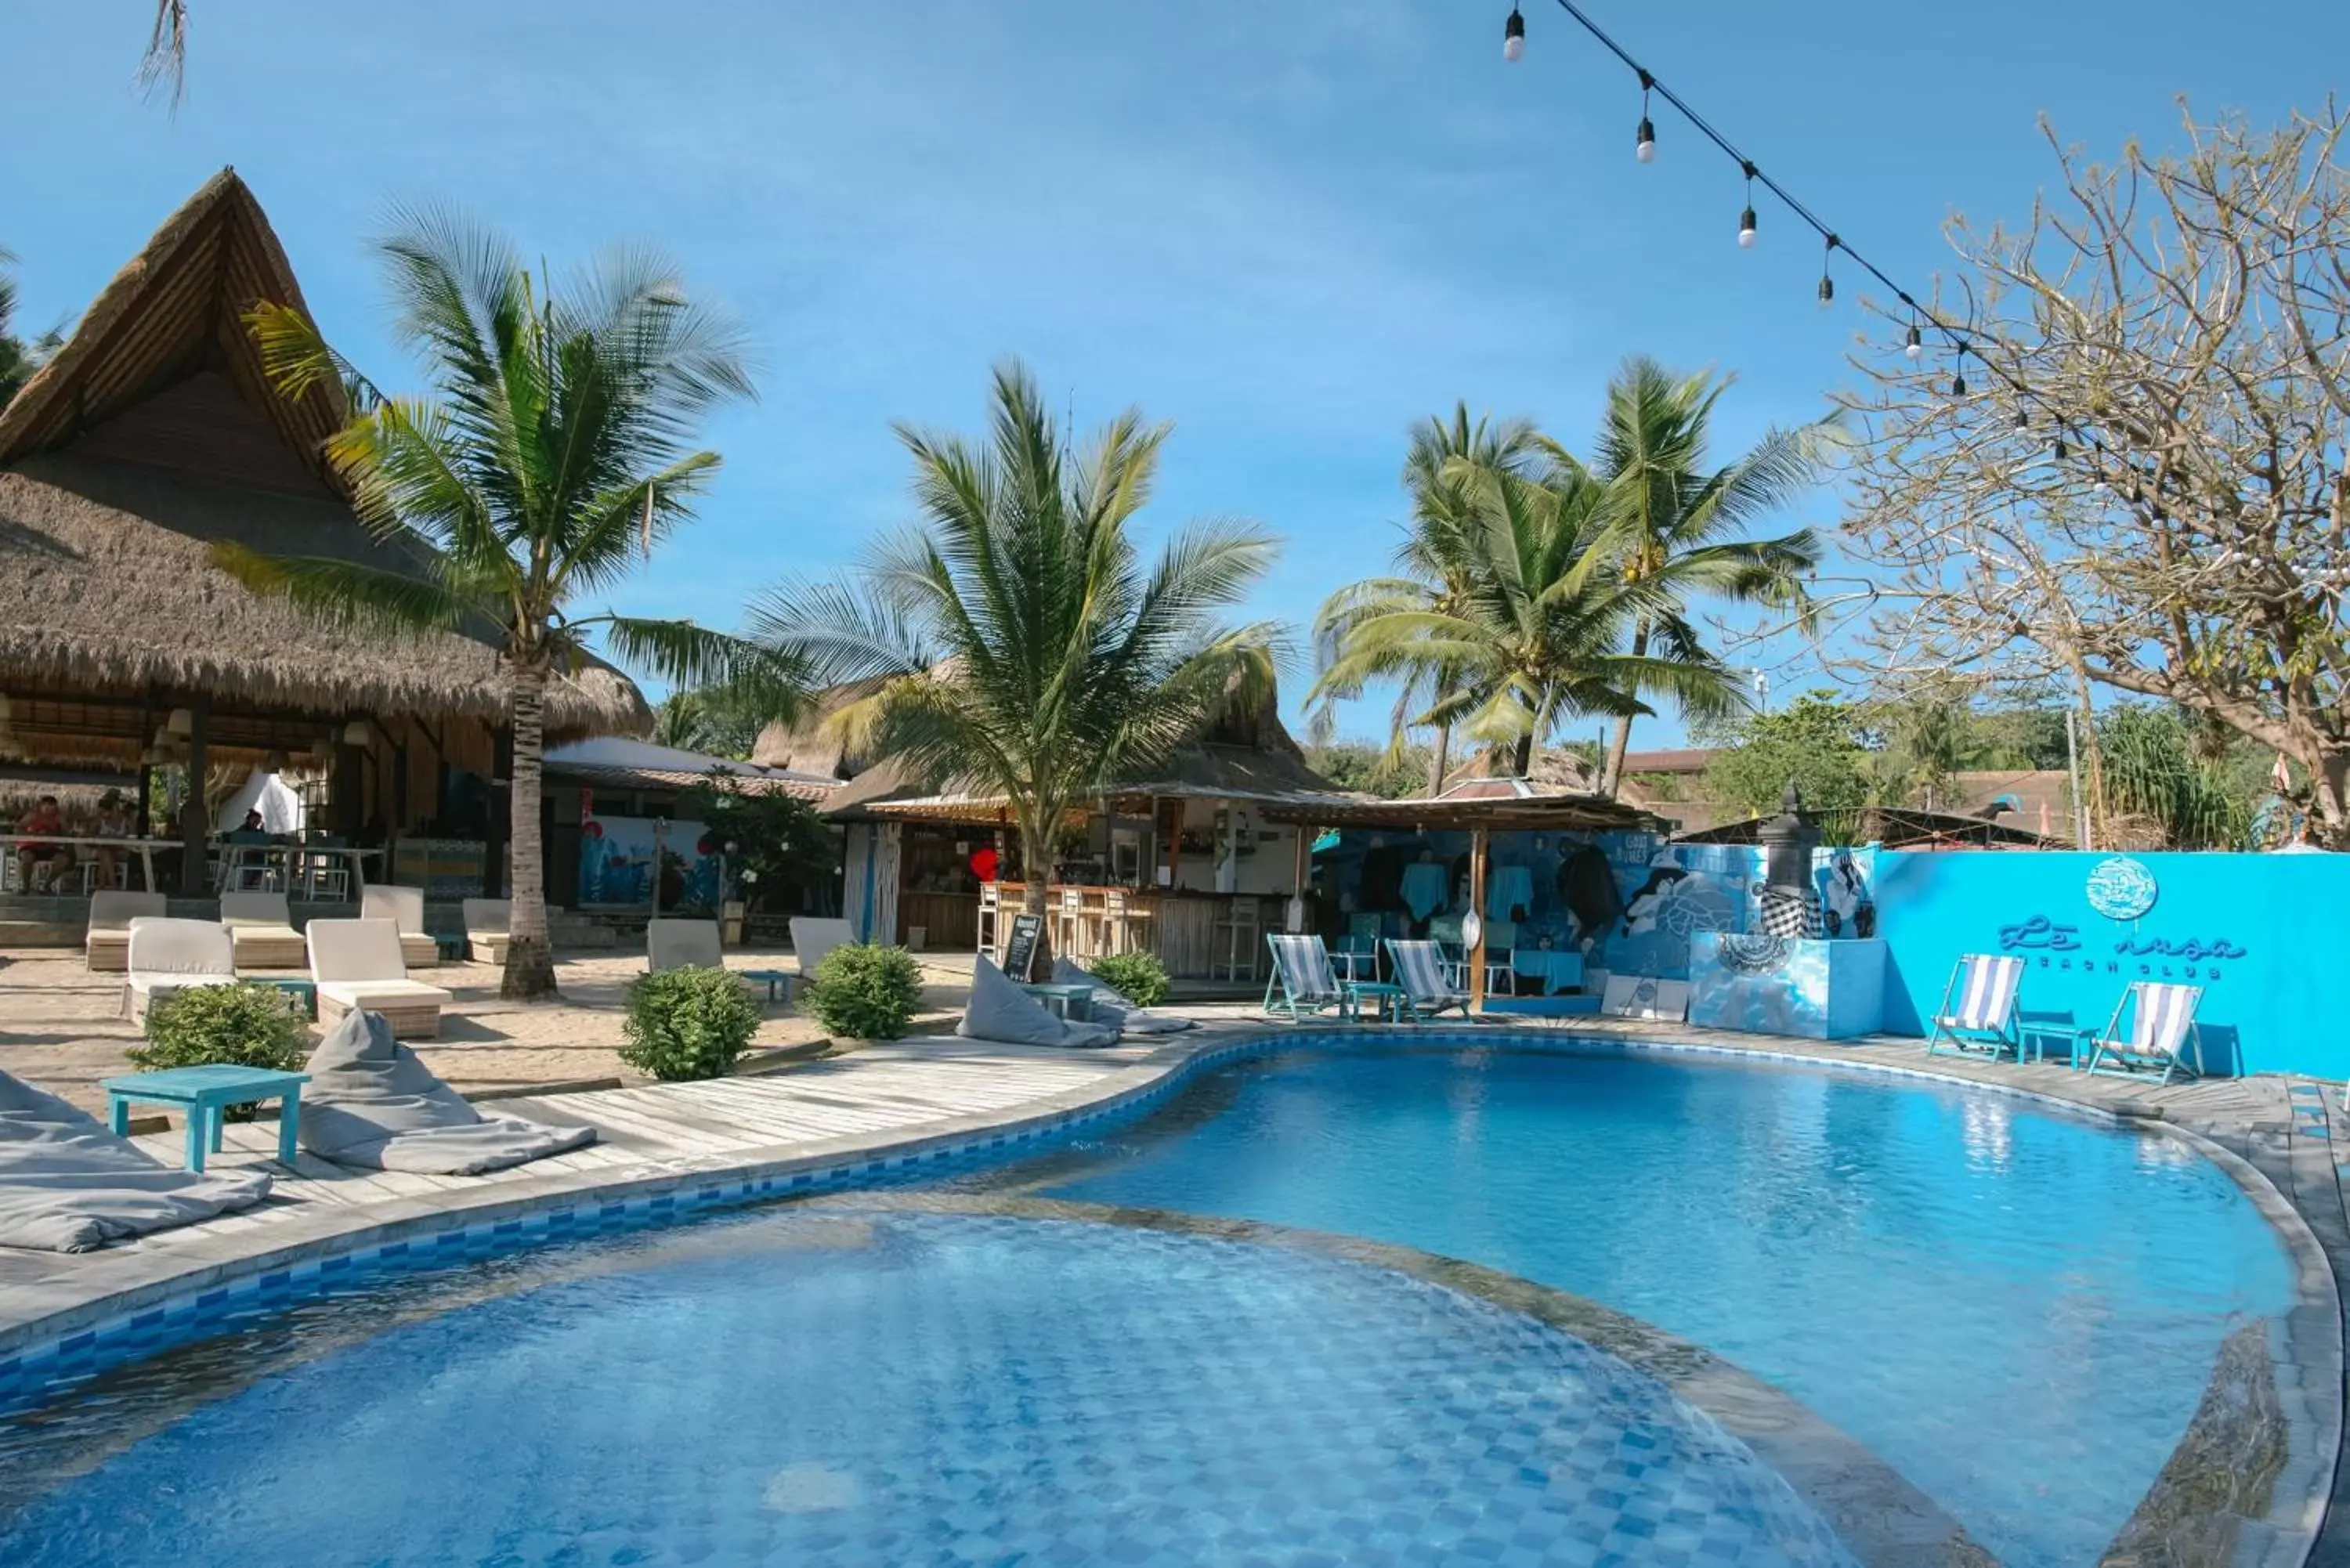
{"left": 1578, "top": 357, "right": 1828, "bottom": 797}
{"left": 748, "top": 362, "right": 1282, "bottom": 959}
{"left": 220, "top": 208, "right": 794, "bottom": 999}
{"left": 0, "top": 248, "right": 65, "bottom": 409}
{"left": 1314, "top": 449, "right": 1744, "bottom": 779}
{"left": 1311, "top": 405, "right": 1536, "bottom": 793}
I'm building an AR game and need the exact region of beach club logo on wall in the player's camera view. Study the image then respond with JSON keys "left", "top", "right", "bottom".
{"left": 2084, "top": 856, "right": 2159, "bottom": 920}
{"left": 1996, "top": 856, "right": 2247, "bottom": 982}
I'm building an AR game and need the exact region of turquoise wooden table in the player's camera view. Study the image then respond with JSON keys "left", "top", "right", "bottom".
{"left": 740, "top": 968, "right": 798, "bottom": 1004}
{"left": 101, "top": 1065, "right": 310, "bottom": 1172}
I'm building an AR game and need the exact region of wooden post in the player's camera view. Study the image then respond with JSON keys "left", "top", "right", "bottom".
{"left": 1162, "top": 797, "right": 1180, "bottom": 888}
{"left": 1289, "top": 821, "right": 1308, "bottom": 933}
{"left": 178, "top": 697, "right": 210, "bottom": 896}
{"left": 1467, "top": 826, "right": 1489, "bottom": 1013}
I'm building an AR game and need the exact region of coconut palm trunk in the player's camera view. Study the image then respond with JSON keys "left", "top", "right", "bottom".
{"left": 1598, "top": 619, "right": 1653, "bottom": 797}
{"left": 1429, "top": 723, "right": 1452, "bottom": 794}
{"left": 501, "top": 661, "right": 559, "bottom": 998}
{"left": 1018, "top": 815, "right": 1056, "bottom": 974}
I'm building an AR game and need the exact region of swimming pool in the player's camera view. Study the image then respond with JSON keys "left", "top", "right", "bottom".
{"left": 957, "top": 1041, "right": 2299, "bottom": 1567}
{"left": 0, "top": 1032, "right": 2315, "bottom": 1567}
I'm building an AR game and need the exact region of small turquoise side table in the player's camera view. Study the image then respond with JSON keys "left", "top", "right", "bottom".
{"left": 1350, "top": 981, "right": 1406, "bottom": 1022}
{"left": 1021, "top": 983, "right": 1095, "bottom": 1021}
{"left": 740, "top": 968, "right": 798, "bottom": 1004}
{"left": 102, "top": 1066, "right": 311, "bottom": 1172}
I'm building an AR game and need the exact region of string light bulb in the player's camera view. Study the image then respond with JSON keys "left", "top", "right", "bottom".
{"left": 2052, "top": 432, "right": 2068, "bottom": 462}
{"left": 1737, "top": 164, "right": 1758, "bottom": 248}
{"left": 1635, "top": 73, "right": 1655, "bottom": 162}
{"left": 1503, "top": 5, "right": 1525, "bottom": 62}
{"left": 1950, "top": 342, "right": 1969, "bottom": 397}
{"left": 1904, "top": 322, "right": 1922, "bottom": 359}
{"left": 2012, "top": 410, "right": 2029, "bottom": 432}
{"left": 1817, "top": 236, "right": 1837, "bottom": 309}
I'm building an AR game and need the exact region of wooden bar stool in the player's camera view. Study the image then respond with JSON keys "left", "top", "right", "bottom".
{"left": 1101, "top": 888, "right": 1133, "bottom": 955}
{"left": 1054, "top": 885, "right": 1087, "bottom": 961}
{"left": 1213, "top": 897, "right": 1260, "bottom": 982}
{"left": 976, "top": 882, "right": 1001, "bottom": 956}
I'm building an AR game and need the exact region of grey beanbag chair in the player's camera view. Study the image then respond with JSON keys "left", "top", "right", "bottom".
{"left": 1050, "top": 957, "right": 1195, "bottom": 1035}
{"left": 299, "top": 1010, "right": 596, "bottom": 1175}
{"left": 957, "top": 956, "right": 1121, "bottom": 1049}
{"left": 0, "top": 1070, "right": 271, "bottom": 1252}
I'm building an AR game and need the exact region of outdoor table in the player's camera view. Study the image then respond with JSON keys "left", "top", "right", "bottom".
{"left": 2017, "top": 1017, "right": 2097, "bottom": 1070}
{"left": 251, "top": 977, "right": 318, "bottom": 1019}
{"left": 1511, "top": 949, "right": 1585, "bottom": 995}
{"left": 0, "top": 833, "right": 161, "bottom": 894}
{"left": 1350, "top": 980, "right": 1407, "bottom": 1022}
{"left": 102, "top": 1065, "right": 310, "bottom": 1172}
{"left": 1021, "top": 983, "right": 1096, "bottom": 1021}
{"left": 741, "top": 968, "right": 798, "bottom": 1004}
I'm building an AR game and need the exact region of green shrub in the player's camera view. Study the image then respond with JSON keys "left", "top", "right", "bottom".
{"left": 132, "top": 984, "right": 309, "bottom": 1118}
{"left": 804, "top": 943, "right": 925, "bottom": 1040}
{"left": 1087, "top": 951, "right": 1170, "bottom": 1007}
{"left": 621, "top": 966, "right": 762, "bottom": 1082}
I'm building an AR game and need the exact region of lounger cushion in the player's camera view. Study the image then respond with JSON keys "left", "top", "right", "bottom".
{"left": 0, "top": 1070, "right": 271, "bottom": 1252}
{"left": 647, "top": 918, "right": 722, "bottom": 972}
{"left": 958, "top": 956, "right": 1119, "bottom": 1049}
{"left": 1050, "top": 956, "right": 1192, "bottom": 1035}
{"left": 298, "top": 1010, "right": 595, "bottom": 1175}
{"left": 316, "top": 978, "right": 454, "bottom": 1008}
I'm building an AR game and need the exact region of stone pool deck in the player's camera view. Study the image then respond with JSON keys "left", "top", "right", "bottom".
{"left": 2, "top": 1013, "right": 2345, "bottom": 1566}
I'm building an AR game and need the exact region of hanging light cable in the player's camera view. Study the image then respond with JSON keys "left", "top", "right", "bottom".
{"left": 1503, "top": 4, "right": 1525, "bottom": 62}
{"left": 1737, "top": 163, "right": 1758, "bottom": 248}
{"left": 1635, "top": 70, "right": 1655, "bottom": 163}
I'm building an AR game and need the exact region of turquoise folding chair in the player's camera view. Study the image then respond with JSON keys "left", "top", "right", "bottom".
{"left": 1384, "top": 938, "right": 1473, "bottom": 1022}
{"left": 1925, "top": 954, "right": 2024, "bottom": 1059}
{"left": 1263, "top": 933, "right": 1358, "bottom": 1022}
{"left": 2085, "top": 981, "right": 2205, "bottom": 1085}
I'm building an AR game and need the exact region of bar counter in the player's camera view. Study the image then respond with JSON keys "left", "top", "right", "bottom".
{"left": 988, "top": 881, "right": 1282, "bottom": 981}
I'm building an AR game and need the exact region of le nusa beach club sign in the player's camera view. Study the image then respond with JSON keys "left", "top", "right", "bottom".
{"left": 1995, "top": 854, "right": 2248, "bottom": 985}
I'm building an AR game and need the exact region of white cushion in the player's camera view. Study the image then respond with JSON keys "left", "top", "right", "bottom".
{"left": 647, "top": 918, "right": 722, "bottom": 971}
{"left": 316, "top": 978, "right": 454, "bottom": 1007}
{"left": 89, "top": 891, "right": 166, "bottom": 934}
{"left": 461, "top": 898, "right": 510, "bottom": 936}
{"left": 361, "top": 884, "right": 427, "bottom": 934}
{"left": 219, "top": 891, "right": 293, "bottom": 927}
{"left": 126, "top": 916, "right": 235, "bottom": 978}
{"left": 307, "top": 918, "right": 411, "bottom": 984}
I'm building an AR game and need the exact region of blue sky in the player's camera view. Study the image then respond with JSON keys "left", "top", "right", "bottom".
{"left": 5, "top": 1, "right": 2342, "bottom": 748}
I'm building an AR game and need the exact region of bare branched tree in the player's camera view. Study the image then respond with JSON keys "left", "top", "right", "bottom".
{"left": 1839, "top": 103, "right": 2350, "bottom": 843}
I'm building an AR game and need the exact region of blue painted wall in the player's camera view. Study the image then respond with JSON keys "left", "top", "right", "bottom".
{"left": 1870, "top": 851, "right": 2348, "bottom": 1078}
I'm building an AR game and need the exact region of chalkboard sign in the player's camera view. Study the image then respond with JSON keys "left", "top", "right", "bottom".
{"left": 1003, "top": 912, "right": 1043, "bottom": 981}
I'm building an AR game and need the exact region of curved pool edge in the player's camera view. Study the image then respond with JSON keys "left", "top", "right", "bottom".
{"left": 1, "top": 1019, "right": 2339, "bottom": 1566}
{"left": 837, "top": 1189, "right": 1996, "bottom": 1568}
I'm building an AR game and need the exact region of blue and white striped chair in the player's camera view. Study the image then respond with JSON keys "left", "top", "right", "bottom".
{"left": 1263, "top": 934, "right": 1357, "bottom": 1022}
{"left": 1384, "top": 938, "right": 1473, "bottom": 1023}
{"left": 1925, "top": 954, "right": 2024, "bottom": 1058}
{"left": 2085, "top": 981, "right": 2205, "bottom": 1084}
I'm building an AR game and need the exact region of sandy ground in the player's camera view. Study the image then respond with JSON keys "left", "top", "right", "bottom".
{"left": 0, "top": 946, "right": 983, "bottom": 1118}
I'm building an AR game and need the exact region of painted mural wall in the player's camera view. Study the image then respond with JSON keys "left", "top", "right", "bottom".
{"left": 1315, "top": 828, "right": 1882, "bottom": 986}
{"left": 577, "top": 813, "right": 724, "bottom": 909}
{"left": 1870, "top": 850, "right": 2345, "bottom": 1078}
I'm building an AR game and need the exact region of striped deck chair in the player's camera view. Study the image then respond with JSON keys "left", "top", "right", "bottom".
{"left": 2086, "top": 981, "right": 2205, "bottom": 1084}
{"left": 1263, "top": 934, "right": 1356, "bottom": 1022}
{"left": 1925, "top": 954, "right": 2023, "bottom": 1058}
{"left": 1385, "top": 938, "right": 1473, "bottom": 1022}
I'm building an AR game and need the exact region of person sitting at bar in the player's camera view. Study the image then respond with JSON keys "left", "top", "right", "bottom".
{"left": 14, "top": 796, "right": 75, "bottom": 892}
{"left": 225, "top": 809, "right": 271, "bottom": 845}
{"left": 90, "top": 790, "right": 136, "bottom": 890}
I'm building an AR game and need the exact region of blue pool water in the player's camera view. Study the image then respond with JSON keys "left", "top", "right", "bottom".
{"left": 978, "top": 1042, "right": 2294, "bottom": 1567}
{"left": 0, "top": 1209, "right": 1855, "bottom": 1567}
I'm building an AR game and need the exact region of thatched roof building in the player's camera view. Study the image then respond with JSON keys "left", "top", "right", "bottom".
{"left": 0, "top": 168, "right": 647, "bottom": 777}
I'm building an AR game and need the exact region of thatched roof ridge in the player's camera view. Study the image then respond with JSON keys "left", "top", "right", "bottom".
{"left": 0, "top": 168, "right": 348, "bottom": 490}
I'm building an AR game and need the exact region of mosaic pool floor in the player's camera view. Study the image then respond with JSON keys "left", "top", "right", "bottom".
{"left": 0, "top": 1208, "right": 1858, "bottom": 1567}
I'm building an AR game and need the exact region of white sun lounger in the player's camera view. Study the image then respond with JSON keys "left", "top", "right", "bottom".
{"left": 787, "top": 916, "right": 854, "bottom": 981}
{"left": 1925, "top": 954, "right": 2024, "bottom": 1058}
{"left": 122, "top": 916, "right": 242, "bottom": 1022}
{"left": 219, "top": 890, "right": 307, "bottom": 970}
{"left": 307, "top": 918, "right": 454, "bottom": 1038}
{"left": 360, "top": 884, "right": 441, "bottom": 969}
{"left": 86, "top": 890, "right": 165, "bottom": 973}
{"left": 647, "top": 917, "right": 724, "bottom": 972}
{"left": 461, "top": 898, "right": 511, "bottom": 964}
{"left": 2085, "top": 981, "right": 2206, "bottom": 1084}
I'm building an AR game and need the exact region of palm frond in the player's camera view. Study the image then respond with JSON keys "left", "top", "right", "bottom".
{"left": 208, "top": 544, "right": 482, "bottom": 634}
